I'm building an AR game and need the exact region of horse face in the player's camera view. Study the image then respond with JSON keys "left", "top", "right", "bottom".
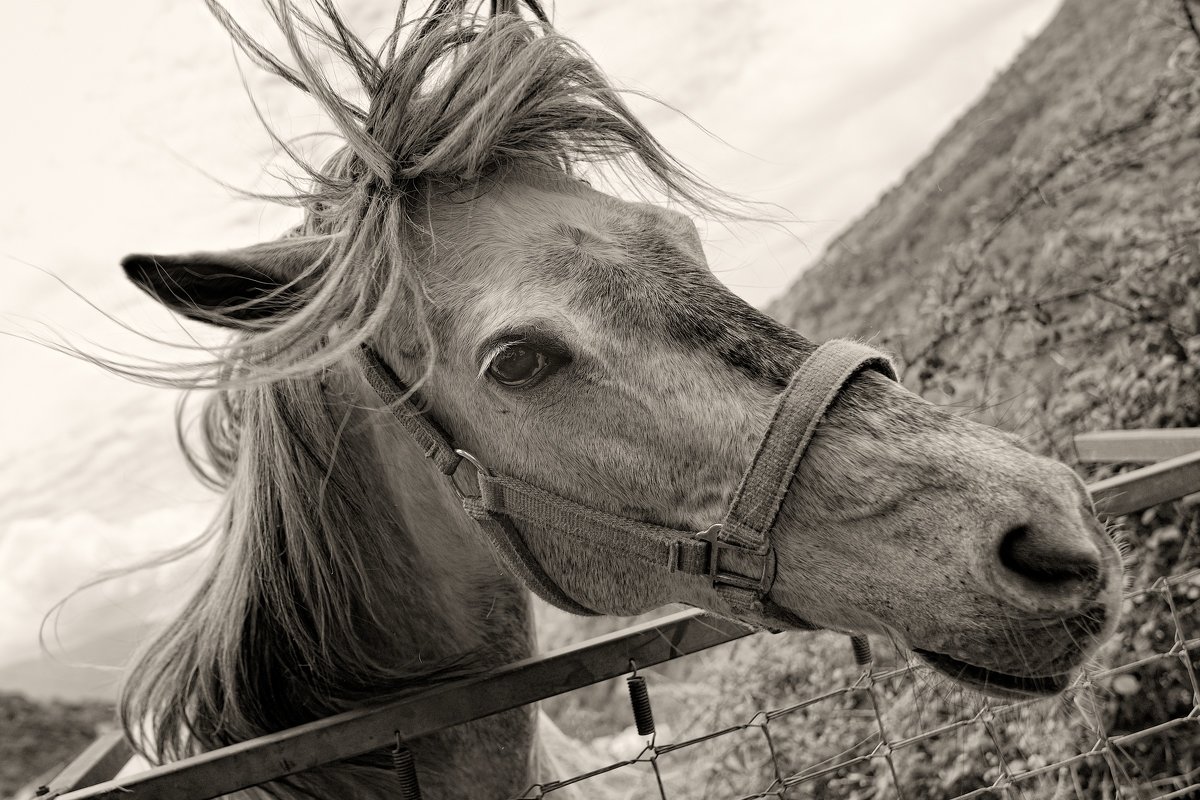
{"left": 122, "top": 165, "right": 1121, "bottom": 698}
{"left": 403, "top": 167, "right": 1122, "bottom": 697}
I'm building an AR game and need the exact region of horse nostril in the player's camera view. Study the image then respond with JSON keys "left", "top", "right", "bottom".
{"left": 998, "top": 524, "right": 1101, "bottom": 587}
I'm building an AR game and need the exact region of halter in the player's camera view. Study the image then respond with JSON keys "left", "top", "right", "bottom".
{"left": 353, "top": 339, "right": 896, "bottom": 628}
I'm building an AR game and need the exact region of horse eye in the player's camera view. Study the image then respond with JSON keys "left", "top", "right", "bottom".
{"left": 487, "top": 343, "right": 552, "bottom": 387}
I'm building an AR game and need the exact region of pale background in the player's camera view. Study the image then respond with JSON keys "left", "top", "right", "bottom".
{"left": 0, "top": 0, "right": 1058, "bottom": 694}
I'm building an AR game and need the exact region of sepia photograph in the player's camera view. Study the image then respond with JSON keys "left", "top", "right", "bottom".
{"left": 1, "top": 1, "right": 1198, "bottom": 798}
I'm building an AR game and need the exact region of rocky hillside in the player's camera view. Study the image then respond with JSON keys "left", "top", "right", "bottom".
{"left": 774, "top": 0, "right": 1180, "bottom": 329}
{"left": 749, "top": 0, "right": 1200, "bottom": 796}
{"left": 770, "top": 0, "right": 1200, "bottom": 456}
{"left": 0, "top": 692, "right": 113, "bottom": 798}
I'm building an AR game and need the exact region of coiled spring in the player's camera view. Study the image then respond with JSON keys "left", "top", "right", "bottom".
{"left": 627, "top": 672, "right": 656, "bottom": 737}
{"left": 392, "top": 737, "right": 421, "bottom": 800}
{"left": 850, "top": 634, "right": 873, "bottom": 667}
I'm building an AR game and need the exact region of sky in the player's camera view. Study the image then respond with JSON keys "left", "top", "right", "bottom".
{"left": 0, "top": 0, "right": 1060, "bottom": 683}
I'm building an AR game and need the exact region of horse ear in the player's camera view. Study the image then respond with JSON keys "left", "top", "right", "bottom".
{"left": 121, "top": 237, "right": 328, "bottom": 328}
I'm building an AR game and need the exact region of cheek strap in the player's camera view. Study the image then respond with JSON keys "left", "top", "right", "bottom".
{"left": 353, "top": 340, "right": 896, "bottom": 625}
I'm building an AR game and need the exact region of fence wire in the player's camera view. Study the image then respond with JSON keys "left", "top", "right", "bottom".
{"left": 515, "top": 567, "right": 1200, "bottom": 800}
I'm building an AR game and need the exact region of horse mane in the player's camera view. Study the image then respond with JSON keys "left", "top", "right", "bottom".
{"left": 122, "top": 367, "right": 476, "bottom": 781}
{"left": 115, "top": 2, "right": 727, "bottom": 790}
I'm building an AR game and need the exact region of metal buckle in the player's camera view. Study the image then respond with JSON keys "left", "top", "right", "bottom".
{"left": 693, "top": 523, "right": 772, "bottom": 594}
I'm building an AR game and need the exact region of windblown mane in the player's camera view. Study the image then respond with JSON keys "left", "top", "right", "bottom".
{"left": 172, "top": 0, "right": 723, "bottom": 382}
{"left": 117, "top": 1, "right": 726, "bottom": 795}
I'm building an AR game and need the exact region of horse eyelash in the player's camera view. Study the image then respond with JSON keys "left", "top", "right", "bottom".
{"left": 477, "top": 339, "right": 529, "bottom": 380}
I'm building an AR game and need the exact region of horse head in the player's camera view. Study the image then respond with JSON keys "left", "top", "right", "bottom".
{"left": 122, "top": 2, "right": 1121, "bottom": 702}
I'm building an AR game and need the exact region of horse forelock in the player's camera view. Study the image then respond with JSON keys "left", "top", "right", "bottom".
{"left": 181, "top": 0, "right": 735, "bottom": 393}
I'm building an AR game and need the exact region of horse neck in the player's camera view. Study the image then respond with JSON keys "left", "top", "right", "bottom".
{"left": 324, "top": 359, "right": 542, "bottom": 798}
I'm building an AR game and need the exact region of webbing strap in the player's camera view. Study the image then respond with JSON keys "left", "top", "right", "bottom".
{"left": 468, "top": 513, "right": 600, "bottom": 616}
{"left": 716, "top": 340, "right": 897, "bottom": 610}
{"left": 462, "top": 472, "right": 713, "bottom": 573}
{"left": 353, "top": 345, "right": 710, "bottom": 614}
{"left": 354, "top": 348, "right": 599, "bottom": 612}
{"left": 354, "top": 347, "right": 462, "bottom": 475}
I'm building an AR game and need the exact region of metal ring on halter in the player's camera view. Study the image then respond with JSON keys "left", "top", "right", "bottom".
{"left": 454, "top": 448, "right": 489, "bottom": 474}
{"left": 448, "top": 448, "right": 490, "bottom": 503}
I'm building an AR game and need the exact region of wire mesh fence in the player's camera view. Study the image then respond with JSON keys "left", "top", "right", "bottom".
{"left": 517, "top": 567, "right": 1200, "bottom": 800}
{"left": 37, "top": 453, "right": 1200, "bottom": 800}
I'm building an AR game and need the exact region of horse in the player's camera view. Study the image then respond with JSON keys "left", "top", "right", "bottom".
{"left": 110, "top": 1, "right": 1123, "bottom": 798}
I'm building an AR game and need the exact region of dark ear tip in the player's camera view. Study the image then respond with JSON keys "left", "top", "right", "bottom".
{"left": 121, "top": 253, "right": 156, "bottom": 281}
{"left": 118, "top": 246, "right": 303, "bottom": 327}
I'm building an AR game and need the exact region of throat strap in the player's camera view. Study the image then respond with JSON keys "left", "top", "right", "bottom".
{"left": 461, "top": 472, "right": 715, "bottom": 574}
{"left": 352, "top": 340, "right": 895, "bottom": 623}
{"left": 354, "top": 348, "right": 599, "bottom": 614}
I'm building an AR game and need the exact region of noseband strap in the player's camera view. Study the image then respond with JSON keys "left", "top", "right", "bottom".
{"left": 353, "top": 339, "right": 896, "bottom": 627}
{"left": 716, "top": 341, "right": 897, "bottom": 613}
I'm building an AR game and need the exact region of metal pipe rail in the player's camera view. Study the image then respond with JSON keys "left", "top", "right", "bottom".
{"left": 1089, "top": 448, "right": 1200, "bottom": 516}
{"left": 49, "top": 611, "right": 753, "bottom": 800}
{"left": 1074, "top": 427, "right": 1200, "bottom": 464}
{"left": 38, "top": 434, "right": 1200, "bottom": 800}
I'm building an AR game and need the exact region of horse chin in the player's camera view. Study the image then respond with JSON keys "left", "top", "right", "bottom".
{"left": 905, "top": 597, "right": 1117, "bottom": 700}
{"left": 913, "top": 648, "right": 1075, "bottom": 700}
{"left": 750, "top": 605, "right": 1077, "bottom": 700}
